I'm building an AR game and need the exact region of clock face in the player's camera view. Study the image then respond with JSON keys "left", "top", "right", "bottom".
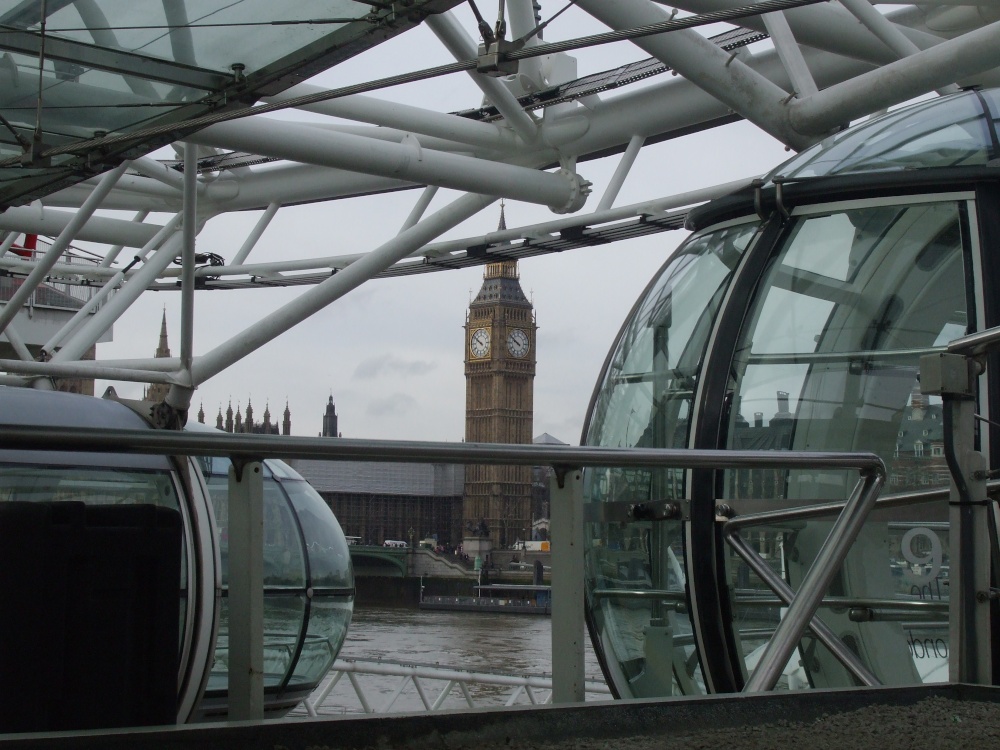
{"left": 470, "top": 327, "right": 491, "bottom": 358}
{"left": 507, "top": 328, "right": 530, "bottom": 358}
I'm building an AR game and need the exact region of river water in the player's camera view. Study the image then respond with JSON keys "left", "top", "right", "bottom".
{"left": 312, "top": 606, "right": 607, "bottom": 714}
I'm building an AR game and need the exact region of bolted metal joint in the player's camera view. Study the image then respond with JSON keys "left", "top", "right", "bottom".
{"left": 549, "top": 168, "right": 592, "bottom": 214}
{"left": 476, "top": 39, "right": 519, "bottom": 77}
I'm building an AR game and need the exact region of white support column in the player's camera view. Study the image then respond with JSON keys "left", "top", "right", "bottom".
{"left": 507, "top": 0, "right": 545, "bottom": 92}
{"left": 789, "top": 20, "right": 1000, "bottom": 136}
{"left": 130, "top": 154, "right": 187, "bottom": 194}
{"left": 0, "top": 161, "right": 129, "bottom": 336}
{"left": 42, "top": 214, "right": 173, "bottom": 355}
{"left": 760, "top": 9, "right": 817, "bottom": 98}
{"left": 837, "top": 0, "right": 958, "bottom": 95}
{"left": 0, "top": 205, "right": 160, "bottom": 249}
{"left": 49, "top": 219, "right": 184, "bottom": 364}
{"left": 179, "top": 143, "right": 197, "bottom": 374}
{"left": 265, "top": 85, "right": 516, "bottom": 152}
{"left": 576, "top": 0, "right": 811, "bottom": 150}
{"left": 1, "top": 323, "right": 33, "bottom": 362}
{"left": 100, "top": 211, "right": 150, "bottom": 267}
{"left": 190, "top": 192, "right": 497, "bottom": 385}
{"left": 231, "top": 202, "right": 279, "bottom": 266}
{"left": 0, "top": 232, "right": 17, "bottom": 256}
{"left": 550, "top": 467, "right": 585, "bottom": 704}
{"left": 42, "top": 274, "right": 122, "bottom": 355}
{"left": 597, "top": 135, "right": 645, "bottom": 212}
{"left": 227, "top": 460, "right": 265, "bottom": 721}
{"left": 190, "top": 118, "right": 580, "bottom": 211}
{"left": 425, "top": 12, "right": 541, "bottom": 144}
{"left": 399, "top": 186, "right": 438, "bottom": 234}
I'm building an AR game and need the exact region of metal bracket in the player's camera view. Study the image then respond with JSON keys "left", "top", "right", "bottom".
{"left": 920, "top": 352, "right": 977, "bottom": 398}
{"left": 230, "top": 456, "right": 262, "bottom": 483}
{"left": 477, "top": 38, "right": 519, "bottom": 77}
{"left": 630, "top": 500, "right": 681, "bottom": 522}
{"left": 552, "top": 464, "right": 577, "bottom": 489}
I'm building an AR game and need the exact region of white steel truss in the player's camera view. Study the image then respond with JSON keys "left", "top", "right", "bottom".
{"left": 0, "top": 0, "right": 998, "bottom": 417}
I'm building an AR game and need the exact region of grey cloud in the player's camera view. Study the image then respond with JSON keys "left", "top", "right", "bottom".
{"left": 367, "top": 393, "right": 418, "bottom": 417}
{"left": 353, "top": 354, "right": 437, "bottom": 380}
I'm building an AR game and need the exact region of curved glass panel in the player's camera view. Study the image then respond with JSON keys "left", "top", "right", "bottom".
{"left": 722, "top": 199, "right": 969, "bottom": 689}
{"left": 209, "top": 596, "right": 308, "bottom": 691}
{"left": 196, "top": 454, "right": 352, "bottom": 704}
{"left": 282, "top": 479, "right": 353, "bottom": 590}
{"left": 288, "top": 599, "right": 353, "bottom": 688}
{"left": 583, "top": 220, "right": 760, "bottom": 698}
{"left": 768, "top": 92, "right": 995, "bottom": 181}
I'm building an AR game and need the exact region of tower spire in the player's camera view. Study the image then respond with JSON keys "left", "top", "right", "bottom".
{"left": 156, "top": 307, "right": 171, "bottom": 359}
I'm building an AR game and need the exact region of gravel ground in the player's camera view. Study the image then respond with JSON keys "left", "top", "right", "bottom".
{"left": 445, "top": 697, "right": 1000, "bottom": 750}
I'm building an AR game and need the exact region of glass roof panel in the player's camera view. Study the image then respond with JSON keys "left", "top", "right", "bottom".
{"left": 0, "top": 0, "right": 462, "bottom": 208}
{"left": 24, "top": 1, "right": 369, "bottom": 74}
{"left": 767, "top": 90, "right": 996, "bottom": 182}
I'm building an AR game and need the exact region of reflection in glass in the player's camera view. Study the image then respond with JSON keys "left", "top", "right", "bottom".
{"left": 723, "top": 200, "right": 967, "bottom": 688}
{"left": 583, "top": 221, "right": 759, "bottom": 698}
{"left": 768, "top": 92, "right": 995, "bottom": 180}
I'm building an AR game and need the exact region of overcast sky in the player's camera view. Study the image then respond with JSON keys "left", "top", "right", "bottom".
{"left": 93, "top": 6, "right": 792, "bottom": 443}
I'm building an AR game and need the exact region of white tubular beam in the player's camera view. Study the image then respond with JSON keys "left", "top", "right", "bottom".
{"left": 577, "top": 0, "right": 811, "bottom": 149}
{"left": 189, "top": 118, "right": 583, "bottom": 212}
{"left": 42, "top": 273, "right": 121, "bottom": 354}
{"left": 837, "top": 0, "right": 959, "bottom": 95}
{"left": 838, "top": 0, "right": 932, "bottom": 58}
{"left": 163, "top": 1, "right": 196, "bottom": 66}
{"left": 670, "top": 0, "right": 947, "bottom": 65}
{"left": 0, "top": 205, "right": 161, "bottom": 249}
{"left": 179, "top": 143, "right": 197, "bottom": 374}
{"left": 75, "top": 0, "right": 158, "bottom": 98}
{"left": 508, "top": 0, "right": 545, "bottom": 92}
{"left": 761, "top": 9, "right": 818, "bottom": 98}
{"left": 0, "top": 162, "right": 129, "bottom": 336}
{"left": 264, "top": 85, "right": 516, "bottom": 152}
{"left": 399, "top": 186, "right": 439, "bottom": 234}
{"left": 0, "top": 233, "right": 17, "bottom": 256}
{"left": 191, "top": 192, "right": 496, "bottom": 385}
{"left": 1, "top": 324, "right": 33, "bottom": 362}
{"left": 4, "top": 359, "right": 180, "bottom": 384}
{"left": 49, "top": 218, "right": 184, "bottom": 364}
{"left": 92, "top": 356, "right": 180, "bottom": 371}
{"left": 425, "top": 12, "right": 541, "bottom": 144}
{"left": 597, "top": 135, "right": 645, "bottom": 212}
{"left": 789, "top": 20, "right": 1000, "bottom": 136}
{"left": 162, "top": 176, "right": 752, "bottom": 280}
{"left": 129, "top": 154, "right": 186, "bottom": 193}
{"left": 231, "top": 202, "right": 279, "bottom": 266}
{"left": 100, "top": 211, "right": 149, "bottom": 267}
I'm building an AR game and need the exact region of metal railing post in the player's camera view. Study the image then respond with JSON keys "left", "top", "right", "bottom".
{"left": 550, "top": 466, "right": 585, "bottom": 703}
{"left": 227, "top": 459, "right": 265, "bottom": 720}
{"left": 921, "top": 349, "right": 993, "bottom": 684}
{"left": 743, "top": 470, "right": 884, "bottom": 692}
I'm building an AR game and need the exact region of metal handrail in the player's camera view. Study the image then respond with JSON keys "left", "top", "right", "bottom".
{"left": 0, "top": 424, "right": 887, "bottom": 702}
{"left": 0, "top": 424, "right": 885, "bottom": 474}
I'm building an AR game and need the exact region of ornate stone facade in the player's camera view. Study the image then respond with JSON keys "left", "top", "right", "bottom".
{"left": 463, "top": 256, "right": 536, "bottom": 549}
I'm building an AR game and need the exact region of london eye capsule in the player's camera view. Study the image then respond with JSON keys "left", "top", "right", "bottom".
{"left": 0, "top": 388, "right": 353, "bottom": 731}
{"left": 582, "top": 89, "right": 1000, "bottom": 698}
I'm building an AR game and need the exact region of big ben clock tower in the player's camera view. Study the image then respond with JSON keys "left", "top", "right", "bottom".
{"left": 464, "top": 250, "right": 536, "bottom": 550}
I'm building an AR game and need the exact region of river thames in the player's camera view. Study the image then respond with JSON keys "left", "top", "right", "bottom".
{"left": 311, "top": 606, "right": 606, "bottom": 714}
